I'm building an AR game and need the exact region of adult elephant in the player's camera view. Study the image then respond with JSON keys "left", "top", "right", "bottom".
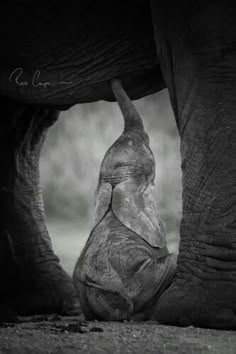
{"left": 0, "top": 1, "right": 235, "bottom": 329}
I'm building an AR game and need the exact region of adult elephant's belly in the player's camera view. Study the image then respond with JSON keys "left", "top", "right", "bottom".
{"left": 0, "top": 2, "right": 164, "bottom": 107}
{"left": 74, "top": 211, "right": 173, "bottom": 321}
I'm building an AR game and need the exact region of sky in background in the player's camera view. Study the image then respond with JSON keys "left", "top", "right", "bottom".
{"left": 40, "top": 88, "right": 182, "bottom": 274}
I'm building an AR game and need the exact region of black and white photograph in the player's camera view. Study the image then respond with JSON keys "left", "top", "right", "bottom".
{"left": 0, "top": 1, "right": 235, "bottom": 353}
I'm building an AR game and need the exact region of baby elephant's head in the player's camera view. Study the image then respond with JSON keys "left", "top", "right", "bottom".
{"left": 94, "top": 79, "right": 165, "bottom": 249}
{"left": 99, "top": 79, "right": 155, "bottom": 188}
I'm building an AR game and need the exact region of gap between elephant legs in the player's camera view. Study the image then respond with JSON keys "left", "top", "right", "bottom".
{"left": 0, "top": 96, "right": 80, "bottom": 317}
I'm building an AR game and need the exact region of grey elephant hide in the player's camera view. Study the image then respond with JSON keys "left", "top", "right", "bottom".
{"left": 73, "top": 80, "right": 176, "bottom": 321}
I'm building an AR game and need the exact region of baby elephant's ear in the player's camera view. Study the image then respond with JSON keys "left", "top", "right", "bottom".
{"left": 112, "top": 180, "right": 166, "bottom": 248}
{"left": 94, "top": 182, "right": 113, "bottom": 226}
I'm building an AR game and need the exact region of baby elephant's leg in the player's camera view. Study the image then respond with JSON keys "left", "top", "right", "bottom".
{"left": 107, "top": 239, "right": 177, "bottom": 320}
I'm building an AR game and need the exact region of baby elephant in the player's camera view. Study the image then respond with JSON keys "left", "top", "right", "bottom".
{"left": 73, "top": 80, "right": 176, "bottom": 321}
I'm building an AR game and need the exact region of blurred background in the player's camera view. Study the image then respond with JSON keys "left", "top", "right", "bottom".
{"left": 40, "top": 88, "right": 182, "bottom": 275}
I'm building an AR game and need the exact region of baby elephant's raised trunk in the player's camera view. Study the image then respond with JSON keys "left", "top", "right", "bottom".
{"left": 73, "top": 80, "right": 176, "bottom": 321}
{"left": 111, "top": 79, "right": 145, "bottom": 132}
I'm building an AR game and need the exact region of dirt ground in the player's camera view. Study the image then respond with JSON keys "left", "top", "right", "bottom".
{"left": 0, "top": 315, "right": 235, "bottom": 354}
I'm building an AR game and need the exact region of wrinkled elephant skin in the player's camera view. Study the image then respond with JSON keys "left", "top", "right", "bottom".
{"left": 0, "top": 2, "right": 164, "bottom": 106}
{"left": 0, "top": 97, "right": 81, "bottom": 318}
{"left": 0, "top": 1, "right": 235, "bottom": 329}
{"left": 73, "top": 80, "right": 176, "bottom": 320}
{"left": 150, "top": 1, "right": 236, "bottom": 329}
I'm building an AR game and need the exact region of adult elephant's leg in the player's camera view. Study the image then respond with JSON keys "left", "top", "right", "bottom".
{"left": 0, "top": 96, "right": 80, "bottom": 316}
{"left": 151, "top": 2, "right": 236, "bottom": 328}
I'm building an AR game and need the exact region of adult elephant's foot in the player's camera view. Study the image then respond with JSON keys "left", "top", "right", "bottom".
{"left": 150, "top": 3, "right": 236, "bottom": 327}
{"left": 153, "top": 97, "right": 236, "bottom": 329}
{"left": 153, "top": 102, "right": 236, "bottom": 329}
{"left": 0, "top": 96, "right": 80, "bottom": 317}
{"left": 151, "top": 84, "right": 236, "bottom": 328}
{"left": 155, "top": 282, "right": 236, "bottom": 329}
{"left": 15, "top": 261, "right": 80, "bottom": 316}
{"left": 0, "top": 244, "right": 80, "bottom": 317}
{"left": 154, "top": 239, "right": 236, "bottom": 329}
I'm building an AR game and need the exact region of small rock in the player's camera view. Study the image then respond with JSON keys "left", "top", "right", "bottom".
{"left": 90, "top": 327, "right": 104, "bottom": 333}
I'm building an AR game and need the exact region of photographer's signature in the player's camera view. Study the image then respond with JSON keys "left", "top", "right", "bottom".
{"left": 9, "top": 67, "right": 72, "bottom": 88}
